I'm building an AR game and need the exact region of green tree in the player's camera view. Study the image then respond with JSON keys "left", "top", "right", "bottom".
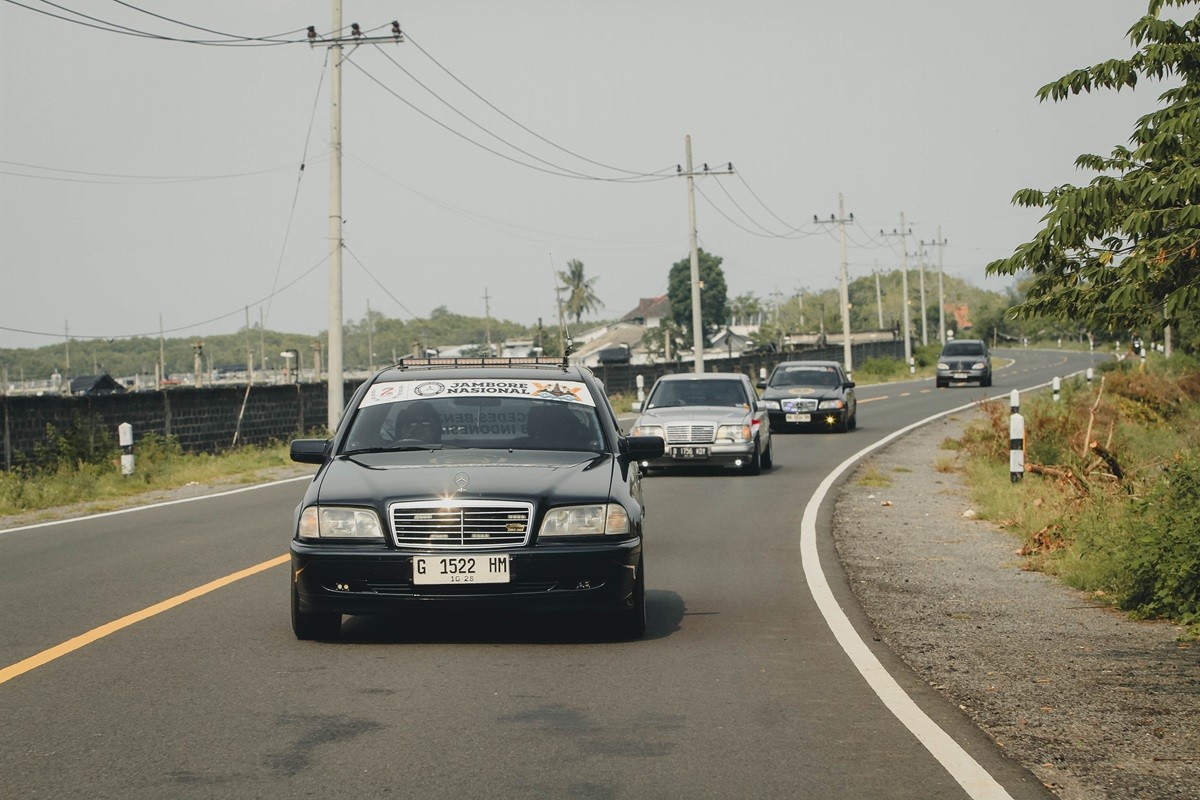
{"left": 557, "top": 259, "right": 603, "bottom": 325}
{"left": 728, "top": 292, "right": 764, "bottom": 325}
{"left": 667, "top": 249, "right": 728, "bottom": 347}
{"left": 987, "top": 0, "right": 1200, "bottom": 349}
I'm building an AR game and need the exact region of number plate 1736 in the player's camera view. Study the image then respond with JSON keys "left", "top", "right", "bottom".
{"left": 413, "top": 555, "right": 510, "bottom": 585}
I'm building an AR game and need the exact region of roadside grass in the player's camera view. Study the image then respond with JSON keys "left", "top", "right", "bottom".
{"left": 956, "top": 357, "right": 1200, "bottom": 630}
{"left": 857, "top": 463, "right": 893, "bottom": 488}
{"left": 0, "top": 437, "right": 295, "bottom": 518}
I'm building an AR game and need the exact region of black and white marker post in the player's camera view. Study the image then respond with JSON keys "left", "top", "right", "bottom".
{"left": 118, "top": 422, "right": 134, "bottom": 477}
{"left": 1052, "top": 376, "right": 1061, "bottom": 402}
{"left": 1009, "top": 389, "right": 1024, "bottom": 483}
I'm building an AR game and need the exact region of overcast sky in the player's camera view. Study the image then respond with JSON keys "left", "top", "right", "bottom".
{"left": 0, "top": 1, "right": 1168, "bottom": 351}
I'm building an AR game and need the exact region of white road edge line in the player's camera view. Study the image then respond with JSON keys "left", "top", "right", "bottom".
{"left": 801, "top": 376, "right": 1068, "bottom": 800}
{"left": 0, "top": 475, "right": 313, "bottom": 537}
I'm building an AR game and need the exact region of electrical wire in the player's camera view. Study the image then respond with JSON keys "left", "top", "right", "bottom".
{"left": 0, "top": 159, "right": 309, "bottom": 185}
{"left": 264, "top": 51, "right": 330, "bottom": 323}
{"left": 343, "top": 244, "right": 420, "bottom": 320}
{"left": 347, "top": 57, "right": 675, "bottom": 184}
{"left": 733, "top": 171, "right": 821, "bottom": 236}
{"left": 4, "top": 0, "right": 311, "bottom": 46}
{"left": 404, "top": 31, "right": 671, "bottom": 179}
{"left": 104, "top": 0, "right": 309, "bottom": 42}
{"left": 0, "top": 251, "right": 333, "bottom": 341}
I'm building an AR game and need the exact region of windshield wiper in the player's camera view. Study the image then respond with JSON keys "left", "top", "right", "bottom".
{"left": 341, "top": 441, "right": 445, "bottom": 456}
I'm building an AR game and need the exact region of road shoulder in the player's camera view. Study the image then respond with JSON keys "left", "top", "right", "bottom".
{"left": 833, "top": 410, "right": 1198, "bottom": 800}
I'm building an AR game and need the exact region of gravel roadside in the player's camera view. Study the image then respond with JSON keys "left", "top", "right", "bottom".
{"left": 833, "top": 411, "right": 1198, "bottom": 800}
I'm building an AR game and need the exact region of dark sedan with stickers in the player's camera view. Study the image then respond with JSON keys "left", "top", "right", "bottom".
{"left": 288, "top": 359, "right": 664, "bottom": 640}
{"left": 758, "top": 360, "right": 857, "bottom": 433}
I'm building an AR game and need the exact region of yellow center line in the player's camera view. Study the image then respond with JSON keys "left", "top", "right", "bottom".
{"left": 0, "top": 553, "right": 289, "bottom": 687}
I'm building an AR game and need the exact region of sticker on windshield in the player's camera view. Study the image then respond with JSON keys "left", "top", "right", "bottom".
{"left": 358, "top": 379, "right": 595, "bottom": 408}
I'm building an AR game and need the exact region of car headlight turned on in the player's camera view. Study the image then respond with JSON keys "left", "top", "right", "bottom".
{"left": 818, "top": 399, "right": 845, "bottom": 410}
{"left": 630, "top": 424, "right": 663, "bottom": 438}
{"left": 539, "top": 504, "right": 630, "bottom": 537}
{"left": 298, "top": 506, "right": 384, "bottom": 540}
{"left": 716, "top": 423, "right": 752, "bottom": 443}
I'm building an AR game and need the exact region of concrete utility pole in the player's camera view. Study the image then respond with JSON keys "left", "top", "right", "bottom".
{"left": 917, "top": 242, "right": 929, "bottom": 346}
{"left": 814, "top": 196, "right": 854, "bottom": 376}
{"left": 483, "top": 287, "right": 492, "bottom": 355}
{"left": 881, "top": 214, "right": 913, "bottom": 367}
{"left": 312, "top": 6, "right": 405, "bottom": 430}
{"left": 924, "top": 228, "right": 949, "bottom": 345}
{"left": 678, "top": 136, "right": 733, "bottom": 373}
{"left": 874, "top": 265, "right": 884, "bottom": 329}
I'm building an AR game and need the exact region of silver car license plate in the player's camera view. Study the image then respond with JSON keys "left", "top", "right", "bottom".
{"left": 669, "top": 445, "right": 709, "bottom": 459}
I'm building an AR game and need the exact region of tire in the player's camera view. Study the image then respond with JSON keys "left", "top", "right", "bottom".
{"left": 743, "top": 440, "right": 763, "bottom": 475}
{"left": 848, "top": 412, "right": 857, "bottom": 431}
{"left": 936, "top": 379, "right": 948, "bottom": 389}
{"left": 291, "top": 582, "right": 341, "bottom": 641}
{"left": 760, "top": 438, "right": 774, "bottom": 470}
{"left": 834, "top": 414, "right": 849, "bottom": 434}
{"left": 611, "top": 557, "right": 646, "bottom": 640}
{"left": 982, "top": 375, "right": 993, "bottom": 387}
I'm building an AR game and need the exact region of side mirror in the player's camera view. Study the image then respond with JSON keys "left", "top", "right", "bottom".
{"left": 620, "top": 435, "right": 665, "bottom": 461}
{"left": 844, "top": 381, "right": 856, "bottom": 389}
{"left": 290, "top": 438, "right": 330, "bottom": 464}
{"left": 757, "top": 380, "right": 766, "bottom": 389}
{"left": 631, "top": 401, "right": 643, "bottom": 412}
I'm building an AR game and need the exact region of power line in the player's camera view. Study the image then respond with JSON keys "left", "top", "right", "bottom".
{"left": 0, "top": 159, "right": 310, "bottom": 185}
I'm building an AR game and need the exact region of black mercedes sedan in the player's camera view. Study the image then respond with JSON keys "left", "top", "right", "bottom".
{"left": 287, "top": 358, "right": 664, "bottom": 641}
{"left": 758, "top": 360, "right": 857, "bottom": 433}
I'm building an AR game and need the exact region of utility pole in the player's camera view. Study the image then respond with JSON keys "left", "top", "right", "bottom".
{"left": 159, "top": 313, "right": 166, "bottom": 385}
{"left": 814, "top": 195, "right": 854, "bottom": 375}
{"left": 881, "top": 214, "right": 913, "bottom": 367}
{"left": 245, "top": 306, "right": 254, "bottom": 384}
{"left": 64, "top": 320, "right": 70, "bottom": 375}
{"left": 923, "top": 229, "right": 949, "bottom": 345}
{"left": 677, "top": 135, "right": 732, "bottom": 373}
{"left": 873, "top": 265, "right": 884, "bottom": 329}
{"left": 483, "top": 287, "right": 493, "bottom": 355}
{"left": 311, "top": 7, "right": 405, "bottom": 430}
{"left": 916, "top": 241, "right": 929, "bottom": 346}
{"left": 366, "top": 299, "right": 375, "bottom": 371}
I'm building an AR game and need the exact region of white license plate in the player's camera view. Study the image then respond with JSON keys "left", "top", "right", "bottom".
{"left": 413, "top": 554, "right": 510, "bottom": 585}
{"left": 952, "top": 372, "right": 969, "bottom": 380}
{"left": 670, "top": 445, "right": 709, "bottom": 458}
{"left": 786, "top": 413, "right": 811, "bottom": 423}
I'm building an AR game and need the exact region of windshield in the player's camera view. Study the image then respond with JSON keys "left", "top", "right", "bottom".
{"left": 942, "top": 342, "right": 985, "bottom": 357}
{"left": 343, "top": 379, "right": 604, "bottom": 453}
{"left": 646, "top": 379, "right": 749, "bottom": 409}
{"left": 769, "top": 366, "right": 841, "bottom": 388}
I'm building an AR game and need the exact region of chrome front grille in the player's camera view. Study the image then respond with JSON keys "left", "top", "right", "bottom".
{"left": 389, "top": 500, "right": 533, "bottom": 549}
{"left": 665, "top": 424, "right": 716, "bottom": 444}
{"left": 781, "top": 398, "right": 818, "bottom": 413}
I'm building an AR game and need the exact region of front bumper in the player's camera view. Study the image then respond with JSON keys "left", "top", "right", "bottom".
{"left": 642, "top": 440, "right": 755, "bottom": 468}
{"left": 937, "top": 368, "right": 989, "bottom": 384}
{"left": 291, "top": 538, "right": 641, "bottom": 616}
{"left": 767, "top": 409, "right": 847, "bottom": 431}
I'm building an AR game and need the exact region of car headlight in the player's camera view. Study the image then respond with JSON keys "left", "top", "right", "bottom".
{"left": 972, "top": 361, "right": 987, "bottom": 369}
{"left": 818, "top": 399, "right": 845, "bottom": 410}
{"left": 630, "top": 423, "right": 663, "bottom": 438}
{"left": 716, "top": 423, "right": 752, "bottom": 442}
{"left": 760, "top": 399, "right": 781, "bottom": 410}
{"left": 937, "top": 362, "right": 949, "bottom": 370}
{"left": 539, "top": 504, "right": 630, "bottom": 537}
{"left": 298, "top": 506, "right": 384, "bottom": 540}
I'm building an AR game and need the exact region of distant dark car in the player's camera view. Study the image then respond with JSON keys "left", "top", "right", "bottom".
{"left": 629, "top": 372, "right": 772, "bottom": 474}
{"left": 287, "top": 357, "right": 663, "bottom": 641}
{"left": 758, "top": 361, "right": 856, "bottom": 433}
{"left": 936, "top": 340, "right": 992, "bottom": 388}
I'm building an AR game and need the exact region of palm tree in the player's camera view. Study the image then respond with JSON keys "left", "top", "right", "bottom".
{"left": 557, "top": 259, "right": 603, "bottom": 325}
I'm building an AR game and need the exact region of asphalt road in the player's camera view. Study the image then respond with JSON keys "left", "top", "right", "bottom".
{"left": 0, "top": 348, "right": 1100, "bottom": 800}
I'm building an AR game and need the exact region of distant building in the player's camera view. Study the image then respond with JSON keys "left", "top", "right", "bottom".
{"left": 69, "top": 374, "right": 126, "bottom": 396}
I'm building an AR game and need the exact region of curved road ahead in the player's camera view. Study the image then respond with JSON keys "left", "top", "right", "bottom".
{"left": 0, "top": 348, "right": 1098, "bottom": 799}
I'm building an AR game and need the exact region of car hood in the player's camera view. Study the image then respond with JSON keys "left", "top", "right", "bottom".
{"left": 760, "top": 386, "right": 842, "bottom": 401}
{"left": 312, "top": 449, "right": 616, "bottom": 508}
{"left": 635, "top": 405, "right": 750, "bottom": 424}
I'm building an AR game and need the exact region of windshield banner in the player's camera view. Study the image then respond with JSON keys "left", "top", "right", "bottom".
{"left": 358, "top": 379, "right": 596, "bottom": 409}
